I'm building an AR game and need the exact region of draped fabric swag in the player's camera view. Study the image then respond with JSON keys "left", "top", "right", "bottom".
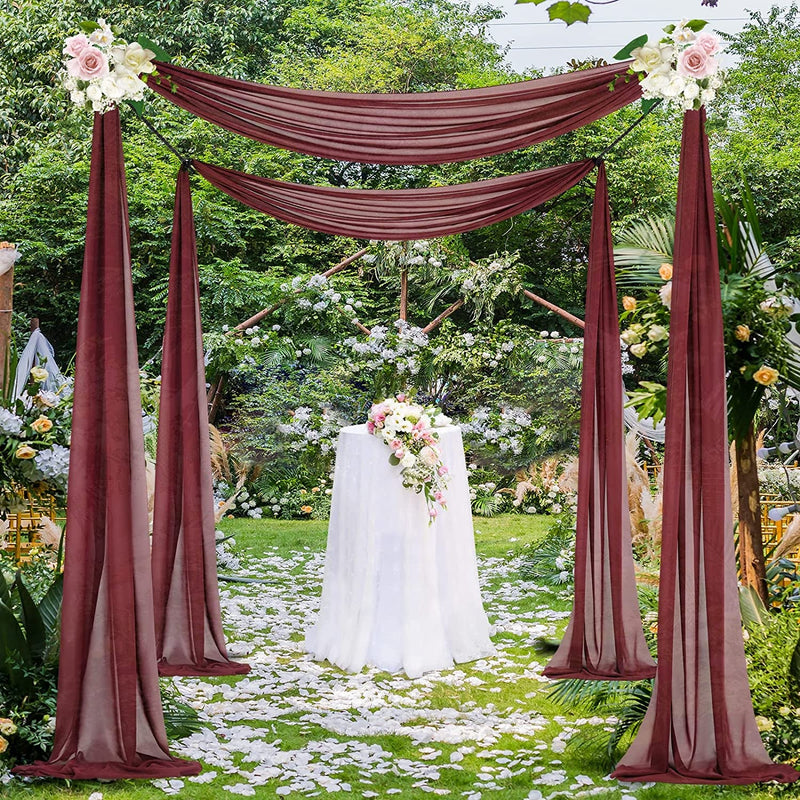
{"left": 151, "top": 167, "right": 251, "bottom": 677}
{"left": 193, "top": 159, "right": 595, "bottom": 240}
{"left": 147, "top": 61, "right": 641, "bottom": 165}
{"left": 543, "top": 162, "right": 655, "bottom": 681}
{"left": 612, "top": 110, "right": 799, "bottom": 785}
{"left": 12, "top": 110, "right": 201, "bottom": 780}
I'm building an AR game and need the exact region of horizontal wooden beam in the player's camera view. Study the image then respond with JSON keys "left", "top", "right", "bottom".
{"left": 522, "top": 288, "right": 585, "bottom": 330}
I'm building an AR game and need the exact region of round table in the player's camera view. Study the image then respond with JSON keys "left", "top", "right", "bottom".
{"left": 304, "top": 424, "right": 494, "bottom": 677}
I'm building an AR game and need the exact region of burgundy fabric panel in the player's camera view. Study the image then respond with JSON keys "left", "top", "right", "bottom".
{"left": 612, "top": 110, "right": 799, "bottom": 784}
{"left": 543, "top": 163, "right": 655, "bottom": 681}
{"left": 12, "top": 111, "right": 200, "bottom": 780}
{"left": 194, "top": 159, "right": 595, "bottom": 240}
{"left": 151, "top": 168, "right": 250, "bottom": 677}
{"left": 147, "top": 61, "right": 641, "bottom": 165}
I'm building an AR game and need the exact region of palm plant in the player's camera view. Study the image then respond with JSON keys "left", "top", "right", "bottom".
{"left": 615, "top": 184, "right": 800, "bottom": 601}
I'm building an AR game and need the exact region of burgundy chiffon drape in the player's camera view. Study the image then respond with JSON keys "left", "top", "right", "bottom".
{"left": 543, "top": 163, "right": 655, "bottom": 681}
{"left": 193, "top": 158, "right": 595, "bottom": 240}
{"left": 612, "top": 110, "right": 799, "bottom": 785}
{"left": 151, "top": 167, "right": 251, "bottom": 677}
{"left": 12, "top": 111, "right": 201, "bottom": 780}
{"left": 147, "top": 61, "right": 641, "bottom": 165}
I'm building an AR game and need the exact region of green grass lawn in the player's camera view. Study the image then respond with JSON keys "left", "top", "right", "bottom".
{"left": 5, "top": 516, "right": 798, "bottom": 800}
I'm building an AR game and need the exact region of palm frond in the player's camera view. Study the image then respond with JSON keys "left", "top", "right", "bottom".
{"left": 614, "top": 217, "right": 675, "bottom": 290}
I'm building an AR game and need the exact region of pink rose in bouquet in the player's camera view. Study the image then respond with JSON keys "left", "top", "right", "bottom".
{"left": 67, "top": 46, "right": 110, "bottom": 80}
{"left": 694, "top": 31, "right": 721, "bottom": 55}
{"left": 63, "top": 34, "right": 91, "bottom": 57}
{"left": 677, "top": 45, "right": 717, "bottom": 79}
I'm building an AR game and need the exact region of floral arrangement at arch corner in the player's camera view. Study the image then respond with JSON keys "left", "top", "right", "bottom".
{"left": 367, "top": 394, "right": 451, "bottom": 523}
{"left": 619, "top": 18, "right": 724, "bottom": 111}
{"left": 61, "top": 19, "right": 165, "bottom": 113}
{"left": 0, "top": 367, "right": 72, "bottom": 510}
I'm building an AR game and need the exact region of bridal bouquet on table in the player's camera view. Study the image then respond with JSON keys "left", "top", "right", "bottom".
{"left": 367, "top": 394, "right": 451, "bottom": 522}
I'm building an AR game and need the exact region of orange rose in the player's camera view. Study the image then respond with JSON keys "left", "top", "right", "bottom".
{"left": 0, "top": 735, "right": 8, "bottom": 754}
{"left": 301, "top": 505, "right": 313, "bottom": 514}
{"left": 753, "top": 366, "right": 779, "bottom": 386}
{"left": 622, "top": 296, "right": 637, "bottom": 312}
{"left": 31, "top": 415, "right": 53, "bottom": 434}
{"left": 734, "top": 324, "right": 750, "bottom": 342}
{"left": 15, "top": 445, "right": 37, "bottom": 459}
{"left": 659, "top": 263, "right": 673, "bottom": 280}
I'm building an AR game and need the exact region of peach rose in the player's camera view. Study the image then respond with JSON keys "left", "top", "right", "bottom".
{"left": 677, "top": 45, "right": 717, "bottom": 80}
{"left": 622, "top": 296, "right": 637, "bottom": 312}
{"left": 67, "top": 46, "right": 109, "bottom": 81}
{"left": 659, "top": 263, "right": 673, "bottom": 280}
{"left": 0, "top": 718, "right": 16, "bottom": 736}
{"left": 0, "top": 735, "right": 7, "bottom": 754}
{"left": 31, "top": 415, "right": 54, "bottom": 434}
{"left": 753, "top": 366, "right": 779, "bottom": 386}
{"left": 15, "top": 445, "right": 37, "bottom": 459}
{"left": 301, "top": 505, "right": 313, "bottom": 514}
{"left": 734, "top": 325, "right": 751, "bottom": 342}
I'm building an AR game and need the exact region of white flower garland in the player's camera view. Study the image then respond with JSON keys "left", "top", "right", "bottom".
{"left": 61, "top": 19, "right": 157, "bottom": 113}
{"left": 628, "top": 19, "right": 724, "bottom": 111}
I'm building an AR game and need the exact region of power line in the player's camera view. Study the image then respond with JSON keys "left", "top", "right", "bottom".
{"left": 486, "top": 17, "right": 747, "bottom": 26}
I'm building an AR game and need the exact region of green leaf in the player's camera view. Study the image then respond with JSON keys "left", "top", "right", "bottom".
{"left": 515, "top": 0, "right": 548, "bottom": 4}
{"left": 547, "top": 1, "right": 590, "bottom": 25}
{"left": 738, "top": 585, "right": 771, "bottom": 631}
{"left": 38, "top": 573, "right": 63, "bottom": 636}
{"left": 614, "top": 34, "right": 648, "bottom": 62}
{"left": 389, "top": 454, "right": 401, "bottom": 466}
{"left": 127, "top": 98, "right": 145, "bottom": 117}
{"left": 0, "top": 598, "right": 30, "bottom": 666}
{"left": 136, "top": 35, "right": 171, "bottom": 63}
{"left": 78, "top": 20, "right": 101, "bottom": 34}
{"left": 641, "top": 98, "right": 660, "bottom": 114}
{"left": 14, "top": 572, "right": 46, "bottom": 661}
{"left": 663, "top": 24, "right": 676, "bottom": 34}
{"left": 685, "top": 19, "right": 708, "bottom": 32}
{"left": 790, "top": 634, "right": 800, "bottom": 693}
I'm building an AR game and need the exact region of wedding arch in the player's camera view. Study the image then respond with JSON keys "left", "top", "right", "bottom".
{"left": 12, "top": 47, "right": 799, "bottom": 788}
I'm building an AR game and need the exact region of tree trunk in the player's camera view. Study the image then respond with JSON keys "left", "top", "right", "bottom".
{"left": 735, "top": 424, "right": 768, "bottom": 604}
{"left": 0, "top": 265, "right": 13, "bottom": 397}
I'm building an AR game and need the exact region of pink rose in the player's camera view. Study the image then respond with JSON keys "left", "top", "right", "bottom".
{"left": 63, "top": 34, "right": 91, "bottom": 58}
{"left": 396, "top": 393, "right": 406, "bottom": 402}
{"left": 435, "top": 491, "right": 444, "bottom": 502}
{"left": 438, "top": 465, "right": 449, "bottom": 476}
{"left": 367, "top": 421, "right": 375, "bottom": 434}
{"left": 390, "top": 439, "right": 402, "bottom": 451}
{"left": 694, "top": 31, "right": 721, "bottom": 56}
{"left": 67, "top": 47, "right": 109, "bottom": 81}
{"left": 677, "top": 45, "right": 717, "bottom": 79}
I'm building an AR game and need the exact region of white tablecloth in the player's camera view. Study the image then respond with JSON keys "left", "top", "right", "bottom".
{"left": 304, "top": 424, "right": 494, "bottom": 677}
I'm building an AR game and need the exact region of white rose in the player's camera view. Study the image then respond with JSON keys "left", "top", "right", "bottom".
{"left": 70, "top": 89, "right": 86, "bottom": 105}
{"left": 682, "top": 81, "right": 700, "bottom": 100}
{"left": 113, "top": 69, "right": 147, "bottom": 99}
{"left": 659, "top": 281, "right": 672, "bottom": 310}
{"left": 434, "top": 413, "right": 451, "bottom": 427}
{"left": 400, "top": 452, "right": 416, "bottom": 468}
{"left": 111, "top": 42, "right": 156, "bottom": 75}
{"left": 85, "top": 82, "right": 103, "bottom": 102}
{"left": 100, "top": 75, "right": 125, "bottom": 100}
{"left": 631, "top": 42, "right": 674, "bottom": 73}
{"left": 662, "top": 74, "right": 687, "bottom": 98}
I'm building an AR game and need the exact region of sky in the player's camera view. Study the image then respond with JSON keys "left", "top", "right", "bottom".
{"left": 481, "top": 0, "right": 781, "bottom": 71}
